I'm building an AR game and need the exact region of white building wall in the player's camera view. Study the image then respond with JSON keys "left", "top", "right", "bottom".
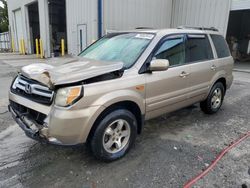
{"left": 231, "top": 0, "right": 250, "bottom": 10}
{"left": 8, "top": 0, "right": 242, "bottom": 57}
{"left": 66, "top": 0, "right": 98, "bottom": 56}
{"left": 13, "top": 9, "right": 23, "bottom": 50}
{"left": 7, "top": 0, "right": 34, "bottom": 52}
{"left": 38, "top": 0, "right": 50, "bottom": 58}
{"left": 103, "top": 0, "right": 173, "bottom": 32}
{"left": 7, "top": 0, "right": 51, "bottom": 57}
{"left": 171, "top": 0, "right": 232, "bottom": 36}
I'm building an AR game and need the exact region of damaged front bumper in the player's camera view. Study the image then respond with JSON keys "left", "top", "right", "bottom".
{"left": 8, "top": 104, "right": 63, "bottom": 145}
{"left": 9, "top": 91, "right": 105, "bottom": 146}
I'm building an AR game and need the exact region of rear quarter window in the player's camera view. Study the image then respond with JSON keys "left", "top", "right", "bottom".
{"left": 210, "top": 34, "right": 231, "bottom": 58}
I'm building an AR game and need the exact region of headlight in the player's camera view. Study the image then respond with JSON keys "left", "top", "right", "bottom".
{"left": 55, "top": 86, "right": 83, "bottom": 107}
{"left": 11, "top": 76, "right": 19, "bottom": 89}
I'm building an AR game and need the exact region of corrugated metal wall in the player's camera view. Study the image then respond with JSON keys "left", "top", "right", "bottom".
{"left": 103, "top": 0, "right": 173, "bottom": 32}
{"left": 171, "top": 0, "right": 231, "bottom": 36}
{"left": 0, "top": 32, "right": 10, "bottom": 50}
{"left": 231, "top": 0, "right": 250, "bottom": 10}
{"left": 7, "top": 0, "right": 51, "bottom": 57}
{"left": 66, "top": 0, "right": 98, "bottom": 55}
{"left": 7, "top": 0, "right": 35, "bottom": 53}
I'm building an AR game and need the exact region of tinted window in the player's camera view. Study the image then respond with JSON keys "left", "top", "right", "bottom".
{"left": 185, "top": 35, "right": 213, "bottom": 63}
{"left": 154, "top": 35, "right": 185, "bottom": 66}
{"left": 211, "top": 34, "right": 231, "bottom": 58}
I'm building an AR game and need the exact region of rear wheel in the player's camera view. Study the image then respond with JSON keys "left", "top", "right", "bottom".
{"left": 90, "top": 109, "right": 137, "bottom": 162}
{"left": 200, "top": 82, "right": 225, "bottom": 114}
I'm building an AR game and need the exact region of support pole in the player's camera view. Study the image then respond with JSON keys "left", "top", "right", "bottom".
{"left": 97, "top": 0, "right": 103, "bottom": 38}
{"left": 21, "top": 39, "right": 24, "bottom": 54}
{"left": 35, "top": 39, "right": 39, "bottom": 57}
{"left": 21, "top": 39, "right": 25, "bottom": 55}
{"left": 39, "top": 39, "right": 44, "bottom": 59}
{"left": 61, "top": 39, "right": 65, "bottom": 56}
{"left": 11, "top": 38, "right": 15, "bottom": 52}
{"left": 19, "top": 39, "right": 22, "bottom": 54}
{"left": 22, "top": 39, "right": 26, "bottom": 55}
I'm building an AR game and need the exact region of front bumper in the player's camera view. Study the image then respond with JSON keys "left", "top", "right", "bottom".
{"left": 9, "top": 91, "right": 105, "bottom": 145}
{"left": 8, "top": 104, "right": 52, "bottom": 144}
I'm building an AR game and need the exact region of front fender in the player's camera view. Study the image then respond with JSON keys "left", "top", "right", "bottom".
{"left": 91, "top": 89, "right": 145, "bottom": 114}
{"left": 77, "top": 89, "right": 145, "bottom": 143}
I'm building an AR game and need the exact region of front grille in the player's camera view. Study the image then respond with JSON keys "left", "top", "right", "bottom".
{"left": 10, "top": 101, "right": 47, "bottom": 126}
{"left": 11, "top": 75, "right": 54, "bottom": 105}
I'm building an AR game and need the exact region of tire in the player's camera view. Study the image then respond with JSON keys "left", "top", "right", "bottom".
{"left": 200, "top": 82, "right": 225, "bottom": 114}
{"left": 90, "top": 109, "right": 137, "bottom": 162}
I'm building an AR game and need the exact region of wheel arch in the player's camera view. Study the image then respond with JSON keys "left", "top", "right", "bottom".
{"left": 87, "top": 100, "right": 144, "bottom": 144}
{"left": 205, "top": 76, "right": 227, "bottom": 100}
{"left": 215, "top": 77, "right": 226, "bottom": 91}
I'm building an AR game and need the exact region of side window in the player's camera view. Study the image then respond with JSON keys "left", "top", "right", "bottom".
{"left": 185, "top": 35, "right": 214, "bottom": 63}
{"left": 211, "top": 34, "right": 231, "bottom": 58}
{"left": 154, "top": 35, "right": 185, "bottom": 66}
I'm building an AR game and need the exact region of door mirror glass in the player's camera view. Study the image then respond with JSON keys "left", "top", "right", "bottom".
{"left": 149, "top": 59, "right": 169, "bottom": 72}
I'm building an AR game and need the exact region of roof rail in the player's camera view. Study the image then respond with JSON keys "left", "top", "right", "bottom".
{"left": 177, "top": 26, "right": 219, "bottom": 32}
{"left": 135, "top": 27, "right": 154, "bottom": 30}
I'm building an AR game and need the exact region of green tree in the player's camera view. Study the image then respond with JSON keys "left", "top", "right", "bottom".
{"left": 0, "top": 0, "right": 9, "bottom": 32}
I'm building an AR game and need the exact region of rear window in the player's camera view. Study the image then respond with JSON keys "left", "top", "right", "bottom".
{"left": 185, "top": 34, "right": 213, "bottom": 63}
{"left": 210, "top": 34, "right": 231, "bottom": 58}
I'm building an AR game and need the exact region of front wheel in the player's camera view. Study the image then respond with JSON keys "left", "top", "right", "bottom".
{"left": 90, "top": 109, "right": 137, "bottom": 162}
{"left": 200, "top": 82, "right": 225, "bottom": 114}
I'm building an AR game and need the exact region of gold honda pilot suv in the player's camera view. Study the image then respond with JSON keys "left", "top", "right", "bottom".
{"left": 9, "top": 27, "right": 234, "bottom": 161}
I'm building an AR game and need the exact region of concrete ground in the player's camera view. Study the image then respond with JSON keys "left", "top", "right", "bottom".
{"left": 0, "top": 54, "right": 249, "bottom": 188}
{"left": 234, "top": 61, "right": 250, "bottom": 73}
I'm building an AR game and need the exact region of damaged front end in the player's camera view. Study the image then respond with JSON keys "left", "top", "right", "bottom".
{"left": 8, "top": 101, "right": 60, "bottom": 144}
{"left": 20, "top": 58, "right": 124, "bottom": 89}
{"left": 9, "top": 59, "right": 124, "bottom": 145}
{"left": 9, "top": 73, "right": 57, "bottom": 144}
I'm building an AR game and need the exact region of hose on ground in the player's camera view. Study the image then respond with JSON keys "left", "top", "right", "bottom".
{"left": 183, "top": 131, "right": 250, "bottom": 188}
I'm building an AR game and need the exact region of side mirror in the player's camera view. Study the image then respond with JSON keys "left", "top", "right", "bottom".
{"left": 149, "top": 59, "right": 169, "bottom": 72}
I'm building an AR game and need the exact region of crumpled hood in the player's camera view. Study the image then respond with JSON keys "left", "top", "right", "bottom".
{"left": 20, "top": 57, "right": 123, "bottom": 89}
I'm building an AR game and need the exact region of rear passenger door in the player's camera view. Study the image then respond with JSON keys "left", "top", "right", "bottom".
{"left": 185, "top": 34, "right": 216, "bottom": 102}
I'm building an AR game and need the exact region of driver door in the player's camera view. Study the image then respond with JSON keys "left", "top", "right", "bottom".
{"left": 144, "top": 34, "right": 190, "bottom": 120}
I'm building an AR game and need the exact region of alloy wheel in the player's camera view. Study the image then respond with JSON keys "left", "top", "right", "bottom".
{"left": 103, "top": 119, "right": 131, "bottom": 153}
{"left": 211, "top": 88, "right": 222, "bottom": 109}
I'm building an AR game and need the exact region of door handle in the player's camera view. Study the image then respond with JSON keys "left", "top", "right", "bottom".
{"left": 179, "top": 71, "right": 190, "bottom": 78}
{"left": 211, "top": 65, "right": 217, "bottom": 71}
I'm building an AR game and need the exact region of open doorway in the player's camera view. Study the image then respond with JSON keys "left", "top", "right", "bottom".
{"left": 48, "top": 0, "right": 67, "bottom": 56}
{"left": 227, "top": 10, "right": 250, "bottom": 65}
{"left": 28, "top": 2, "right": 40, "bottom": 54}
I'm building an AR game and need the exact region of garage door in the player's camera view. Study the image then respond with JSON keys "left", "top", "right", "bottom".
{"left": 14, "top": 9, "right": 23, "bottom": 51}
{"left": 171, "top": 0, "right": 231, "bottom": 36}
